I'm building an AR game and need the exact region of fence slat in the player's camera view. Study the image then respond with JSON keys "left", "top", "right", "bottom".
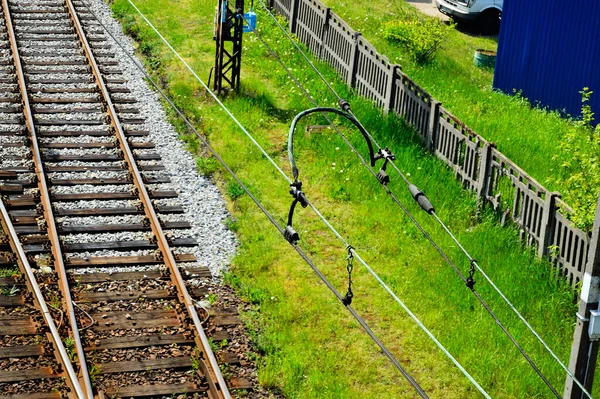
{"left": 538, "top": 192, "right": 560, "bottom": 258}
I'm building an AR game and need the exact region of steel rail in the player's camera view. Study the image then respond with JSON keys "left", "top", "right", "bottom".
{"left": 1, "top": 1, "right": 95, "bottom": 397}
{"left": 0, "top": 200, "right": 86, "bottom": 399}
{"left": 63, "top": 1, "right": 231, "bottom": 397}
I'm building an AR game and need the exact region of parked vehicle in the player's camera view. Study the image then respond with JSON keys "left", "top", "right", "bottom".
{"left": 435, "top": 0, "right": 502, "bottom": 34}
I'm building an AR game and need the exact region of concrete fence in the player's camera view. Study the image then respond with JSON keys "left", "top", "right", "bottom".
{"left": 268, "top": 0, "right": 589, "bottom": 288}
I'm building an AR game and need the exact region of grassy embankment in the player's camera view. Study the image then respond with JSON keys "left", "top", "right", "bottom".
{"left": 110, "top": 0, "right": 585, "bottom": 397}
{"left": 321, "top": 0, "right": 575, "bottom": 195}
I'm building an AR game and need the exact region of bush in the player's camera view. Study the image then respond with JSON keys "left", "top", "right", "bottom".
{"left": 554, "top": 88, "right": 600, "bottom": 230}
{"left": 383, "top": 16, "right": 453, "bottom": 63}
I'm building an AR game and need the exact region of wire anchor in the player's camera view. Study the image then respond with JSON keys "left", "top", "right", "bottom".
{"left": 374, "top": 147, "right": 395, "bottom": 185}
{"left": 342, "top": 246, "right": 354, "bottom": 305}
{"left": 284, "top": 181, "right": 308, "bottom": 244}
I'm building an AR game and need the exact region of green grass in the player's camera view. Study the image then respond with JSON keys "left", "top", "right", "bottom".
{"left": 319, "top": 0, "right": 576, "bottom": 195}
{"left": 111, "top": 1, "right": 589, "bottom": 397}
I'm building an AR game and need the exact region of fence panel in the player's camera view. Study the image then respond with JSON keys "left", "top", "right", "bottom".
{"left": 487, "top": 151, "right": 550, "bottom": 249}
{"left": 321, "top": 11, "right": 356, "bottom": 83}
{"left": 272, "top": 0, "right": 293, "bottom": 19}
{"left": 354, "top": 36, "right": 392, "bottom": 108}
{"left": 295, "top": 0, "right": 328, "bottom": 54}
{"left": 434, "top": 107, "right": 483, "bottom": 192}
{"left": 552, "top": 199, "right": 589, "bottom": 286}
{"left": 392, "top": 71, "right": 431, "bottom": 139}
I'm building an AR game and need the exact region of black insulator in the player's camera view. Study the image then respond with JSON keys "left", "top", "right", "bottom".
{"left": 338, "top": 99, "right": 351, "bottom": 111}
{"left": 408, "top": 184, "right": 435, "bottom": 214}
{"left": 376, "top": 169, "right": 390, "bottom": 186}
{"left": 284, "top": 225, "right": 299, "bottom": 244}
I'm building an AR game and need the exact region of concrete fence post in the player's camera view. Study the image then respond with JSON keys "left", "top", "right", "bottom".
{"left": 565, "top": 194, "right": 600, "bottom": 398}
{"left": 383, "top": 65, "right": 400, "bottom": 114}
{"left": 537, "top": 192, "right": 560, "bottom": 258}
{"left": 475, "top": 142, "right": 495, "bottom": 203}
{"left": 317, "top": 7, "right": 331, "bottom": 59}
{"left": 425, "top": 100, "right": 440, "bottom": 151}
{"left": 289, "top": 0, "right": 300, "bottom": 33}
{"left": 347, "top": 31, "right": 361, "bottom": 88}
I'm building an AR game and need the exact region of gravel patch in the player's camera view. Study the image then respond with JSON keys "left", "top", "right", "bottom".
{"left": 61, "top": 231, "right": 150, "bottom": 244}
{"left": 50, "top": 184, "right": 133, "bottom": 194}
{"left": 56, "top": 214, "right": 144, "bottom": 226}
{"left": 70, "top": 264, "right": 165, "bottom": 275}
{"left": 0, "top": 136, "right": 25, "bottom": 144}
{"left": 40, "top": 136, "right": 114, "bottom": 144}
{"left": 0, "top": 146, "right": 29, "bottom": 157}
{"left": 54, "top": 199, "right": 135, "bottom": 210}
{"left": 47, "top": 170, "right": 127, "bottom": 180}
{"left": 45, "top": 160, "right": 120, "bottom": 168}
{"left": 65, "top": 249, "right": 155, "bottom": 259}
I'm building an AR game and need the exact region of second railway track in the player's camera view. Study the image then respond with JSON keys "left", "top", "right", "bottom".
{"left": 0, "top": 0, "right": 245, "bottom": 397}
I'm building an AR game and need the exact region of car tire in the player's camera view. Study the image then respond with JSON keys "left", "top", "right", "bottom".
{"left": 478, "top": 9, "right": 501, "bottom": 35}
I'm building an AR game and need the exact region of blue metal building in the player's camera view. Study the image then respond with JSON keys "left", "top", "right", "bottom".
{"left": 493, "top": 0, "right": 600, "bottom": 120}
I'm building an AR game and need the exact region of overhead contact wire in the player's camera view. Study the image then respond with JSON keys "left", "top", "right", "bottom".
{"left": 89, "top": 2, "right": 429, "bottom": 396}
{"left": 249, "top": 8, "right": 563, "bottom": 398}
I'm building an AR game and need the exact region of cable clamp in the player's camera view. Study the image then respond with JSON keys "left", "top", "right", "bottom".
{"left": 289, "top": 181, "right": 309, "bottom": 208}
{"left": 285, "top": 181, "right": 308, "bottom": 245}
{"left": 374, "top": 148, "right": 395, "bottom": 186}
{"left": 466, "top": 259, "right": 477, "bottom": 290}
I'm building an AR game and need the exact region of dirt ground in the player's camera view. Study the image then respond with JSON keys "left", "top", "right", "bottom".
{"left": 405, "top": 0, "right": 449, "bottom": 20}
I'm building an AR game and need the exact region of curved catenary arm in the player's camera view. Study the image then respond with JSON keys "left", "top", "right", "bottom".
{"left": 288, "top": 107, "right": 376, "bottom": 182}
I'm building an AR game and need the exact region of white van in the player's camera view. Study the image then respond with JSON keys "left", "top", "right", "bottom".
{"left": 436, "top": 0, "right": 502, "bottom": 34}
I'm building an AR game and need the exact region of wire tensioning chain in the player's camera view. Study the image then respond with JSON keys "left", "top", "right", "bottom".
{"left": 342, "top": 246, "right": 354, "bottom": 306}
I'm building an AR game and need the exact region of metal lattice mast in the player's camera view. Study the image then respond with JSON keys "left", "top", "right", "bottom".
{"left": 214, "top": 0, "right": 244, "bottom": 93}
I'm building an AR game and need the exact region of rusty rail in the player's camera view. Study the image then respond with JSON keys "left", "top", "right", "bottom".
{"left": 1, "top": 0, "right": 95, "bottom": 397}
{"left": 63, "top": 1, "right": 231, "bottom": 397}
{"left": 0, "top": 199, "right": 87, "bottom": 399}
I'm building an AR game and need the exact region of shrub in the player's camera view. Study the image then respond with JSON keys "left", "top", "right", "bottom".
{"left": 383, "top": 16, "right": 453, "bottom": 63}
{"left": 554, "top": 88, "right": 600, "bottom": 230}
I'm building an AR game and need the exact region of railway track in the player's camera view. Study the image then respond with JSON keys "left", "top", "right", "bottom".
{"left": 0, "top": 0, "right": 246, "bottom": 397}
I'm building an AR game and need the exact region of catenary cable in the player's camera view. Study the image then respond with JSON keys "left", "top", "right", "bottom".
{"left": 107, "top": 2, "right": 497, "bottom": 396}
{"left": 242, "top": 8, "right": 564, "bottom": 398}
{"left": 257, "top": 4, "right": 594, "bottom": 398}
{"left": 85, "top": 1, "right": 429, "bottom": 396}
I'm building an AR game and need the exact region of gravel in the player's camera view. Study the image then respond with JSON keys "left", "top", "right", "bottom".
{"left": 71, "top": 264, "right": 163, "bottom": 275}
{"left": 54, "top": 199, "right": 136, "bottom": 209}
{"left": 50, "top": 184, "right": 134, "bottom": 195}
{"left": 56, "top": 214, "right": 144, "bottom": 226}
{"left": 65, "top": 249, "right": 155, "bottom": 259}
{"left": 47, "top": 170, "right": 127, "bottom": 180}
{"left": 61, "top": 231, "right": 150, "bottom": 244}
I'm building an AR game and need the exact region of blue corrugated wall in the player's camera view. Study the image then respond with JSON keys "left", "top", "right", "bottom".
{"left": 493, "top": 0, "right": 600, "bottom": 121}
